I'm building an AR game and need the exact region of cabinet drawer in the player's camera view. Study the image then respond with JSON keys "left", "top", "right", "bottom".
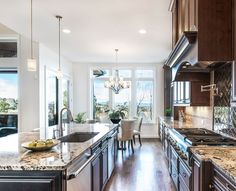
{"left": 212, "top": 167, "right": 236, "bottom": 191}
{"left": 171, "top": 164, "right": 179, "bottom": 190}
{"left": 179, "top": 175, "right": 190, "bottom": 191}
{"left": 179, "top": 160, "right": 192, "bottom": 188}
{"left": 171, "top": 146, "right": 179, "bottom": 169}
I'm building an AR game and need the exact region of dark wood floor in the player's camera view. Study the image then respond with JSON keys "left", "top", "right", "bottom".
{"left": 104, "top": 140, "right": 176, "bottom": 191}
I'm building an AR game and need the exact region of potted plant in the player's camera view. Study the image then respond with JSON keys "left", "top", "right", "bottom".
{"left": 74, "top": 112, "right": 86, "bottom": 124}
{"left": 165, "top": 108, "right": 172, "bottom": 117}
{"left": 108, "top": 104, "right": 129, "bottom": 124}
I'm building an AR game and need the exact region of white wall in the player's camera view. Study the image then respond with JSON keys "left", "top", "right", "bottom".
{"left": 39, "top": 44, "right": 73, "bottom": 138}
{"left": 73, "top": 62, "right": 164, "bottom": 138}
{"left": 0, "top": 28, "right": 73, "bottom": 135}
{"left": 0, "top": 34, "right": 40, "bottom": 133}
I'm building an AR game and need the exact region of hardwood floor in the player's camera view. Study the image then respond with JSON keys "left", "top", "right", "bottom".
{"left": 105, "top": 140, "right": 176, "bottom": 191}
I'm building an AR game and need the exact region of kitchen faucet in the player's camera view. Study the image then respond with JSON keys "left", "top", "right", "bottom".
{"left": 53, "top": 107, "right": 74, "bottom": 138}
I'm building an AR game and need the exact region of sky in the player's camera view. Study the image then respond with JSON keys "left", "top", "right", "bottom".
{"left": 0, "top": 73, "right": 18, "bottom": 99}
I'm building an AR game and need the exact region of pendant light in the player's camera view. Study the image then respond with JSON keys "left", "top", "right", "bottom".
{"left": 104, "top": 49, "right": 130, "bottom": 94}
{"left": 56, "top": 15, "right": 63, "bottom": 79}
{"left": 27, "top": 0, "right": 37, "bottom": 71}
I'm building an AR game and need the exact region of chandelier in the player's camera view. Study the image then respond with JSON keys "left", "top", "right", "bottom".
{"left": 104, "top": 49, "right": 130, "bottom": 94}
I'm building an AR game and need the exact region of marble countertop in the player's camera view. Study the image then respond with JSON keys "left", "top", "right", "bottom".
{"left": 191, "top": 146, "right": 236, "bottom": 183}
{"left": 0, "top": 123, "right": 116, "bottom": 171}
{"left": 158, "top": 116, "right": 196, "bottom": 129}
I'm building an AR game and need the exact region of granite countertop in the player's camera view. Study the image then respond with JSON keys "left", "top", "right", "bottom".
{"left": 0, "top": 123, "right": 116, "bottom": 171}
{"left": 158, "top": 116, "right": 196, "bottom": 129}
{"left": 191, "top": 146, "right": 236, "bottom": 183}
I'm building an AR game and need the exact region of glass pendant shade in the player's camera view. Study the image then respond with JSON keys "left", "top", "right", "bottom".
{"left": 27, "top": 58, "right": 37, "bottom": 71}
{"left": 56, "top": 68, "right": 63, "bottom": 79}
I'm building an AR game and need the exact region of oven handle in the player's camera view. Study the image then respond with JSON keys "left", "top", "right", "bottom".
{"left": 67, "top": 153, "right": 96, "bottom": 180}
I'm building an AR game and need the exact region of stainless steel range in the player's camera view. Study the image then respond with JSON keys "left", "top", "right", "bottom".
{"left": 169, "top": 128, "right": 236, "bottom": 165}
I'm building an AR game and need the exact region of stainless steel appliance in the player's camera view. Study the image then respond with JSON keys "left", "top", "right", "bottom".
{"left": 67, "top": 149, "right": 96, "bottom": 191}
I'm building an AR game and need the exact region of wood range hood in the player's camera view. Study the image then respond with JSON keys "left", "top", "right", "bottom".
{"left": 165, "top": 0, "right": 233, "bottom": 82}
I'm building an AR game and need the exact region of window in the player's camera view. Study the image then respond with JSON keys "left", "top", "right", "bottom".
{"left": 0, "top": 39, "right": 17, "bottom": 58}
{"left": 47, "top": 72, "right": 58, "bottom": 126}
{"left": 62, "top": 79, "right": 70, "bottom": 108}
{"left": 0, "top": 70, "right": 18, "bottom": 137}
{"left": 91, "top": 68, "right": 155, "bottom": 123}
{"left": 93, "top": 78, "right": 110, "bottom": 120}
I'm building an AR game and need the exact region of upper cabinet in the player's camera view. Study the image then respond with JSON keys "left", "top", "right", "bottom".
{"left": 170, "top": 0, "right": 233, "bottom": 63}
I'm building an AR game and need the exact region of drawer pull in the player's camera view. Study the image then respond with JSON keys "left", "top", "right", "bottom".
{"left": 182, "top": 172, "right": 187, "bottom": 178}
{"left": 226, "top": 183, "right": 233, "bottom": 191}
{"left": 209, "top": 184, "right": 214, "bottom": 189}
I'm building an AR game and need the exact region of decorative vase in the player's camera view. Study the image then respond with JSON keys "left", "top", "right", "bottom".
{"left": 110, "top": 118, "right": 121, "bottom": 124}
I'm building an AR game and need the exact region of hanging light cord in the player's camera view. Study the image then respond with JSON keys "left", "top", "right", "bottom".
{"left": 115, "top": 49, "right": 119, "bottom": 77}
{"left": 30, "top": 0, "right": 33, "bottom": 59}
{"left": 56, "top": 15, "right": 62, "bottom": 70}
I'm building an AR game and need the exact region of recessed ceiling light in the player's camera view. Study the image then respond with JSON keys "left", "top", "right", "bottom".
{"left": 138, "top": 29, "right": 147, "bottom": 34}
{"left": 62, "top": 29, "right": 71, "bottom": 34}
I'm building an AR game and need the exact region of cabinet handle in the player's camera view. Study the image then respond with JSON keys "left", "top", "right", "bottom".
{"left": 67, "top": 153, "right": 96, "bottom": 180}
{"left": 226, "top": 183, "right": 233, "bottom": 191}
{"left": 209, "top": 184, "right": 214, "bottom": 189}
{"left": 182, "top": 172, "right": 187, "bottom": 178}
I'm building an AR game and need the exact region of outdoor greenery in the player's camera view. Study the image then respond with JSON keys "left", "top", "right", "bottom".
{"left": 165, "top": 108, "right": 172, "bottom": 116}
{"left": 74, "top": 112, "right": 86, "bottom": 124}
{"left": 0, "top": 98, "right": 17, "bottom": 113}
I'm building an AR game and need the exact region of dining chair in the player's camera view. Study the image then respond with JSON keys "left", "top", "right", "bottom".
{"left": 118, "top": 119, "right": 136, "bottom": 153}
{"left": 133, "top": 117, "right": 143, "bottom": 146}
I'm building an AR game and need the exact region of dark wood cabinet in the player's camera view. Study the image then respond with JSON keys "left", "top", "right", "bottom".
{"left": 192, "top": 154, "right": 212, "bottom": 191}
{"left": 171, "top": 0, "right": 233, "bottom": 62}
{"left": 101, "top": 145, "right": 108, "bottom": 189}
{"left": 0, "top": 171, "right": 64, "bottom": 191}
{"left": 92, "top": 153, "right": 101, "bottom": 191}
{"left": 211, "top": 166, "right": 236, "bottom": 191}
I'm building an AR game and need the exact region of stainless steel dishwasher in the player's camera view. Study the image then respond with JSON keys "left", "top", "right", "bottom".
{"left": 67, "top": 149, "right": 96, "bottom": 191}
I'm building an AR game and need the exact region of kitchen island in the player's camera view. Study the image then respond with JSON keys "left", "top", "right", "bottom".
{"left": 0, "top": 123, "right": 118, "bottom": 191}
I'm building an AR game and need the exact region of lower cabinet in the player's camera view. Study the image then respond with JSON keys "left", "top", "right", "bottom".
{"left": 210, "top": 166, "right": 236, "bottom": 191}
{"left": 91, "top": 151, "right": 102, "bottom": 191}
{"left": 0, "top": 171, "right": 65, "bottom": 191}
{"left": 91, "top": 128, "right": 118, "bottom": 191}
{"left": 191, "top": 154, "right": 212, "bottom": 191}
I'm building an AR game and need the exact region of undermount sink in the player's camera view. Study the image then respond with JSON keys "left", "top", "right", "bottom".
{"left": 59, "top": 132, "right": 99, "bottom": 143}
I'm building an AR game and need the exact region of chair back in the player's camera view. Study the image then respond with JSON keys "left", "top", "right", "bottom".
{"left": 120, "top": 119, "right": 136, "bottom": 140}
{"left": 134, "top": 117, "right": 143, "bottom": 132}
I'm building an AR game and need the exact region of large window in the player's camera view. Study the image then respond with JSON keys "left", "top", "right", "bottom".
{"left": 91, "top": 68, "right": 155, "bottom": 123}
{"left": 47, "top": 72, "right": 58, "bottom": 127}
{"left": 0, "top": 70, "right": 18, "bottom": 137}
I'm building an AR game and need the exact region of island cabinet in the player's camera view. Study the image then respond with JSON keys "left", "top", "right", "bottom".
{"left": 0, "top": 171, "right": 65, "bottom": 191}
{"left": 91, "top": 128, "right": 118, "bottom": 191}
{"left": 210, "top": 165, "right": 236, "bottom": 191}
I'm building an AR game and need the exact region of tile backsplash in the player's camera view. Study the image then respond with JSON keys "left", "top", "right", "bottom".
{"left": 213, "top": 63, "right": 236, "bottom": 137}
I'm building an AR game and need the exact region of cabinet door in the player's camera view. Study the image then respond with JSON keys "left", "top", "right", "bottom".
{"left": 101, "top": 146, "right": 108, "bottom": 188}
{"left": 193, "top": 159, "right": 200, "bottom": 191}
{"left": 92, "top": 155, "right": 101, "bottom": 191}
{"left": 0, "top": 179, "right": 55, "bottom": 191}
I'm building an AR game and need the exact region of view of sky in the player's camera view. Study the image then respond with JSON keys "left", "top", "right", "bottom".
{"left": 0, "top": 73, "right": 17, "bottom": 99}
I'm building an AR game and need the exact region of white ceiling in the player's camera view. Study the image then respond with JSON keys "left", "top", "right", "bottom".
{"left": 0, "top": 0, "right": 172, "bottom": 63}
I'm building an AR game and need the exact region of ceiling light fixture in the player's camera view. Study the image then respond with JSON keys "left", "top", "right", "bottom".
{"left": 139, "top": 29, "right": 147, "bottom": 34}
{"left": 56, "top": 15, "right": 63, "bottom": 79}
{"left": 62, "top": 29, "right": 71, "bottom": 34}
{"left": 27, "top": 0, "right": 37, "bottom": 72}
{"left": 104, "top": 49, "right": 130, "bottom": 94}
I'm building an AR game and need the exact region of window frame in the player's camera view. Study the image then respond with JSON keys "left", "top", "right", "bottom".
{"left": 90, "top": 67, "right": 156, "bottom": 124}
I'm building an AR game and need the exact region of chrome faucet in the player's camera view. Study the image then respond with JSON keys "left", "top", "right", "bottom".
{"left": 58, "top": 107, "right": 74, "bottom": 138}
